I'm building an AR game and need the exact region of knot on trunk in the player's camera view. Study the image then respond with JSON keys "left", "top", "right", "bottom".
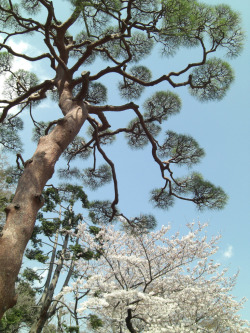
{"left": 34, "top": 193, "right": 45, "bottom": 205}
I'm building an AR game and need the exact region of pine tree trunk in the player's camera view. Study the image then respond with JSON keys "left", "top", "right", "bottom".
{"left": 0, "top": 101, "right": 88, "bottom": 318}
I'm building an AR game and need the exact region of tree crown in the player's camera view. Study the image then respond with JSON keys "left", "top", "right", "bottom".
{"left": 0, "top": 0, "right": 244, "bottom": 218}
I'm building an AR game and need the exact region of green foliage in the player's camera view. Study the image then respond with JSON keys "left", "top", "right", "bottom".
{"left": 26, "top": 183, "right": 89, "bottom": 267}
{"left": 0, "top": 52, "right": 13, "bottom": 73}
{"left": 143, "top": 91, "right": 181, "bottom": 123}
{"left": 0, "top": 0, "right": 243, "bottom": 216}
{"left": 89, "top": 225, "right": 101, "bottom": 236}
{"left": 89, "top": 314, "right": 103, "bottom": 329}
{"left": 0, "top": 280, "right": 38, "bottom": 332}
{"left": 0, "top": 194, "right": 8, "bottom": 218}
{"left": 25, "top": 248, "right": 49, "bottom": 263}
{"left": 32, "top": 121, "right": 56, "bottom": 142}
{"left": 123, "top": 214, "right": 157, "bottom": 234}
{"left": 211, "top": 4, "right": 244, "bottom": 57}
{"left": 173, "top": 172, "right": 228, "bottom": 210}
{"left": 4, "top": 69, "right": 39, "bottom": 100}
{"left": 189, "top": 58, "right": 234, "bottom": 101}
{"left": 71, "top": 0, "right": 122, "bottom": 13}
{"left": 125, "top": 119, "right": 161, "bottom": 149}
{"left": 0, "top": 1, "right": 22, "bottom": 31}
{"left": 62, "top": 136, "right": 92, "bottom": 161}
{"left": 70, "top": 1, "right": 116, "bottom": 34}
{"left": 159, "top": 0, "right": 243, "bottom": 57}
{"left": 41, "top": 219, "right": 61, "bottom": 237}
{"left": 129, "top": 32, "right": 154, "bottom": 62}
{"left": 0, "top": 116, "right": 23, "bottom": 153}
{"left": 130, "top": 0, "right": 158, "bottom": 23}
{"left": 4, "top": 165, "right": 23, "bottom": 185}
{"left": 61, "top": 210, "right": 83, "bottom": 230}
{"left": 89, "top": 200, "right": 117, "bottom": 224}
{"left": 150, "top": 173, "right": 227, "bottom": 211}
{"left": 158, "top": 131, "right": 205, "bottom": 166}
{"left": 71, "top": 246, "right": 96, "bottom": 260}
{"left": 58, "top": 184, "right": 89, "bottom": 208}
{"left": 98, "top": 129, "right": 116, "bottom": 145}
{"left": 150, "top": 189, "right": 175, "bottom": 209}
{"left": 69, "top": 244, "right": 84, "bottom": 257}
{"left": 74, "top": 245, "right": 103, "bottom": 260}
{"left": 21, "top": 0, "right": 42, "bottom": 15}
{"left": 98, "top": 26, "right": 121, "bottom": 61}
{"left": 71, "top": 31, "right": 96, "bottom": 63}
{"left": 29, "top": 224, "right": 42, "bottom": 248}
{"left": 87, "top": 127, "right": 116, "bottom": 145}
{"left": 82, "top": 164, "right": 112, "bottom": 190}
{"left": 159, "top": 0, "right": 204, "bottom": 55}
{"left": 119, "top": 66, "right": 152, "bottom": 100}
{"left": 42, "top": 187, "right": 61, "bottom": 212}
{"left": 86, "top": 82, "right": 107, "bottom": 104}
{"left": 22, "top": 268, "right": 41, "bottom": 284}
{"left": 42, "top": 184, "right": 89, "bottom": 212}
{"left": 100, "top": 30, "right": 154, "bottom": 63}
{"left": 62, "top": 323, "right": 79, "bottom": 333}
{"left": 58, "top": 167, "right": 82, "bottom": 180}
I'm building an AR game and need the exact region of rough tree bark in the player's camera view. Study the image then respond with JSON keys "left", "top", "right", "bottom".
{"left": 0, "top": 87, "right": 88, "bottom": 318}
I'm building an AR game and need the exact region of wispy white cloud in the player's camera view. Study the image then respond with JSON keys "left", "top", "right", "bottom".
{"left": 9, "top": 40, "right": 30, "bottom": 53}
{"left": 0, "top": 40, "right": 35, "bottom": 110}
{"left": 8, "top": 40, "right": 33, "bottom": 71}
{"left": 223, "top": 245, "right": 233, "bottom": 259}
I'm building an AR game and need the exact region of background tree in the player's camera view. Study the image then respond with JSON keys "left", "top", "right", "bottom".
{"left": 63, "top": 222, "right": 250, "bottom": 333}
{"left": 0, "top": 270, "right": 40, "bottom": 333}
{"left": 10, "top": 182, "right": 99, "bottom": 332}
{"left": 27, "top": 183, "right": 89, "bottom": 333}
{"left": 0, "top": 0, "right": 244, "bottom": 317}
{"left": 27, "top": 183, "right": 156, "bottom": 332}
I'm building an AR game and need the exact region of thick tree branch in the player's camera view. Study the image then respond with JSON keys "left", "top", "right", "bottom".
{"left": 88, "top": 116, "right": 119, "bottom": 220}
{"left": 0, "top": 80, "right": 54, "bottom": 123}
{"left": 0, "top": 43, "right": 53, "bottom": 63}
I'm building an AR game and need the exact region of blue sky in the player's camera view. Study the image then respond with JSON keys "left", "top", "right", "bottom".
{"left": 6, "top": 0, "right": 250, "bottom": 321}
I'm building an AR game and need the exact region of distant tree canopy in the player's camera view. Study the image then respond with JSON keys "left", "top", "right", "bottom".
{"left": 0, "top": 0, "right": 244, "bottom": 318}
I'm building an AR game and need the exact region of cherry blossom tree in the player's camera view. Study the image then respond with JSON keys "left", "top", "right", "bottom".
{"left": 62, "top": 222, "right": 250, "bottom": 333}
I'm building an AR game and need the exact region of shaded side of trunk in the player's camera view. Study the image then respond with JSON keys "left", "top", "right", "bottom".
{"left": 125, "top": 309, "right": 137, "bottom": 333}
{"left": 0, "top": 102, "right": 88, "bottom": 319}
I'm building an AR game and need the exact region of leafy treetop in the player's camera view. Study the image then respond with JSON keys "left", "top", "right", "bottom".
{"left": 0, "top": 0, "right": 244, "bottom": 219}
